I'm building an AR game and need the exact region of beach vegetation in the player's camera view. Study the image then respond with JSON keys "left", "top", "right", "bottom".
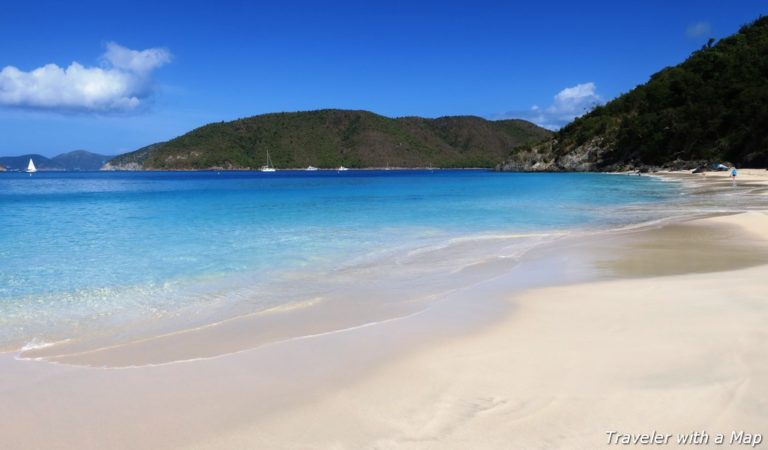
{"left": 513, "top": 16, "right": 768, "bottom": 169}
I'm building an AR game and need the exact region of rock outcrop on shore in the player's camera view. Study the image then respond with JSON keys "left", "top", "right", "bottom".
{"left": 496, "top": 137, "right": 713, "bottom": 173}
{"left": 496, "top": 138, "right": 609, "bottom": 172}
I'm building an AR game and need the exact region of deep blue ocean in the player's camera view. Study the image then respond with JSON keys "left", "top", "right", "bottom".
{"left": 0, "top": 170, "right": 680, "bottom": 347}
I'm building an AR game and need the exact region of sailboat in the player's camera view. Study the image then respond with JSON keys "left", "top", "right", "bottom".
{"left": 337, "top": 165, "right": 348, "bottom": 172}
{"left": 26, "top": 158, "right": 37, "bottom": 174}
{"left": 260, "top": 150, "right": 276, "bottom": 172}
{"left": 305, "top": 165, "right": 318, "bottom": 171}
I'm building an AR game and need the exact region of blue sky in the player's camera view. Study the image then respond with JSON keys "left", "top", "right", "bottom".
{"left": 0, "top": 0, "right": 765, "bottom": 157}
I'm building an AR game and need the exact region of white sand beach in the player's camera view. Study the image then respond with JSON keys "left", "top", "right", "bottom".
{"left": 180, "top": 211, "right": 768, "bottom": 450}
{"left": 2, "top": 172, "right": 768, "bottom": 449}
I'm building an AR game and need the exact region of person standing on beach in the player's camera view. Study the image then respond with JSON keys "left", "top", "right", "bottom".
{"left": 731, "top": 167, "right": 738, "bottom": 179}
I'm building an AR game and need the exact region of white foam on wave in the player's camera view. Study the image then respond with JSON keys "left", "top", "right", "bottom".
{"left": 19, "top": 338, "right": 62, "bottom": 352}
{"left": 398, "top": 231, "right": 567, "bottom": 261}
{"left": 15, "top": 338, "right": 72, "bottom": 360}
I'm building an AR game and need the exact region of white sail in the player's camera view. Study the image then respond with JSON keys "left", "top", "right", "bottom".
{"left": 26, "top": 158, "right": 37, "bottom": 173}
{"left": 260, "top": 150, "right": 276, "bottom": 172}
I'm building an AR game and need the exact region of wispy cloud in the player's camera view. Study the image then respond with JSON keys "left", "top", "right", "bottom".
{"left": 685, "top": 21, "right": 712, "bottom": 38}
{"left": 0, "top": 43, "right": 171, "bottom": 113}
{"left": 495, "top": 82, "right": 602, "bottom": 130}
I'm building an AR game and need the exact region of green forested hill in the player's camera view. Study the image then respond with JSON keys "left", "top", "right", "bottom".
{"left": 500, "top": 16, "right": 768, "bottom": 171}
{"left": 104, "top": 110, "right": 551, "bottom": 170}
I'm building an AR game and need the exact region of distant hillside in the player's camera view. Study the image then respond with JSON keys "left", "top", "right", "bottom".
{"left": 500, "top": 16, "right": 768, "bottom": 171}
{"left": 0, "top": 154, "right": 63, "bottom": 171}
{"left": 0, "top": 150, "right": 114, "bottom": 171}
{"left": 52, "top": 150, "right": 114, "bottom": 171}
{"left": 105, "top": 110, "right": 552, "bottom": 170}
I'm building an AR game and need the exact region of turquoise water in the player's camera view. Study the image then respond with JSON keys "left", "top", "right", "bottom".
{"left": 0, "top": 170, "right": 679, "bottom": 347}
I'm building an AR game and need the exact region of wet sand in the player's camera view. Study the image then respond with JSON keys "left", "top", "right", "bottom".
{"left": 2, "top": 172, "right": 768, "bottom": 449}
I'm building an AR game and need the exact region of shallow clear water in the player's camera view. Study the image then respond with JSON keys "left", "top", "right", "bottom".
{"left": 0, "top": 170, "right": 680, "bottom": 347}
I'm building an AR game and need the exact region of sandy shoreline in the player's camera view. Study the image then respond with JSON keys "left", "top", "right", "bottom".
{"left": 185, "top": 211, "right": 768, "bottom": 450}
{"left": 2, "top": 171, "right": 768, "bottom": 449}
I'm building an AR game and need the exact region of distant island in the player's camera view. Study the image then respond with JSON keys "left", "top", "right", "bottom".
{"left": 0, "top": 150, "right": 115, "bottom": 172}
{"left": 499, "top": 17, "right": 768, "bottom": 172}
{"left": 102, "top": 110, "right": 552, "bottom": 170}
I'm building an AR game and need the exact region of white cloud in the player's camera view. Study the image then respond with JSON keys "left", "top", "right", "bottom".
{"left": 686, "top": 21, "right": 712, "bottom": 38}
{"left": 553, "top": 82, "right": 600, "bottom": 115}
{"left": 509, "top": 82, "right": 602, "bottom": 130}
{"left": 102, "top": 42, "right": 171, "bottom": 75}
{"left": 0, "top": 43, "right": 171, "bottom": 112}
